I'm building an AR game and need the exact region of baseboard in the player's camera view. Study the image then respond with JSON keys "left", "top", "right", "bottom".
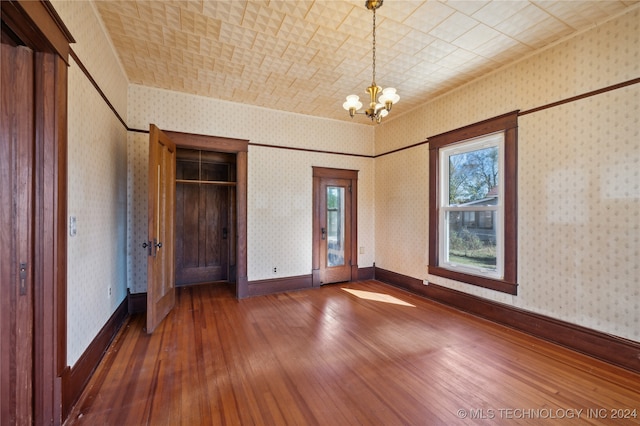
{"left": 357, "top": 266, "right": 374, "bottom": 280}
{"left": 62, "top": 297, "right": 128, "bottom": 419}
{"left": 374, "top": 266, "right": 640, "bottom": 374}
{"left": 127, "top": 273, "right": 345, "bottom": 303}
{"left": 128, "top": 289, "right": 147, "bottom": 314}
{"left": 247, "top": 268, "right": 374, "bottom": 296}
{"left": 247, "top": 274, "right": 313, "bottom": 297}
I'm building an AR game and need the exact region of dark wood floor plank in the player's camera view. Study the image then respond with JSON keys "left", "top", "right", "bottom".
{"left": 65, "top": 281, "right": 640, "bottom": 425}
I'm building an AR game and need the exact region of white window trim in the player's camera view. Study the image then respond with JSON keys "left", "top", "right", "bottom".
{"left": 438, "top": 132, "right": 505, "bottom": 279}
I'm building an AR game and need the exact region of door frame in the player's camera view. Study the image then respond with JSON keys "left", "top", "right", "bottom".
{"left": 164, "top": 131, "right": 249, "bottom": 298}
{"left": 1, "top": 1, "right": 74, "bottom": 423}
{"left": 312, "top": 167, "right": 358, "bottom": 286}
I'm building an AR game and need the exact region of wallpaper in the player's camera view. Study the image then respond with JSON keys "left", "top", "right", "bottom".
{"left": 51, "top": 0, "right": 129, "bottom": 366}
{"left": 127, "top": 86, "right": 375, "bottom": 292}
{"left": 51, "top": 0, "right": 128, "bottom": 118}
{"left": 374, "top": 7, "right": 640, "bottom": 341}
{"left": 375, "top": 145, "right": 429, "bottom": 280}
{"left": 248, "top": 145, "right": 375, "bottom": 281}
{"left": 127, "top": 132, "right": 150, "bottom": 294}
{"left": 517, "top": 87, "right": 639, "bottom": 338}
{"left": 128, "top": 85, "right": 373, "bottom": 154}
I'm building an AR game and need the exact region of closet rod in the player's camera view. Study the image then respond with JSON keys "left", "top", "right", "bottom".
{"left": 175, "top": 179, "right": 236, "bottom": 186}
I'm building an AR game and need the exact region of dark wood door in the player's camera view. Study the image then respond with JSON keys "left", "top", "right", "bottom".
{"left": 146, "top": 125, "right": 177, "bottom": 333}
{"left": 175, "top": 151, "right": 231, "bottom": 285}
{"left": 1, "top": 42, "right": 34, "bottom": 424}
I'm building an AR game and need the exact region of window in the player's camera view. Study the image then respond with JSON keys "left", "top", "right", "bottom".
{"left": 428, "top": 112, "right": 518, "bottom": 295}
{"left": 440, "top": 134, "right": 503, "bottom": 278}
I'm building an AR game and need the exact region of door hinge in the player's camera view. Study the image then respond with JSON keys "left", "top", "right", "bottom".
{"left": 349, "top": 185, "right": 352, "bottom": 193}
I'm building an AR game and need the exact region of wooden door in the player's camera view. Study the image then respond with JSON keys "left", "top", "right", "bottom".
{"left": 319, "top": 178, "right": 352, "bottom": 283}
{"left": 146, "top": 125, "right": 176, "bottom": 333}
{"left": 175, "top": 151, "right": 231, "bottom": 285}
{"left": 1, "top": 42, "right": 34, "bottom": 424}
{"left": 312, "top": 168, "right": 359, "bottom": 286}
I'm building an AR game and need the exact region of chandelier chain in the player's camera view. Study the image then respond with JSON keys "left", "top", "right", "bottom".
{"left": 372, "top": 7, "right": 376, "bottom": 86}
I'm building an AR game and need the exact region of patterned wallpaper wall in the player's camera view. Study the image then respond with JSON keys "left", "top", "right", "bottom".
{"left": 248, "top": 146, "right": 375, "bottom": 281}
{"left": 50, "top": 1, "right": 129, "bottom": 366}
{"left": 128, "top": 85, "right": 373, "bottom": 154}
{"left": 374, "top": 7, "right": 639, "bottom": 342}
{"left": 127, "top": 86, "right": 375, "bottom": 292}
{"left": 51, "top": 1, "right": 128, "bottom": 117}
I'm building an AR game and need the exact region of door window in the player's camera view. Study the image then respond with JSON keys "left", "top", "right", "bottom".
{"left": 326, "top": 186, "right": 345, "bottom": 267}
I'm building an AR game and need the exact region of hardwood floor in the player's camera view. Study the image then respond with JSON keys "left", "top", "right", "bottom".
{"left": 65, "top": 281, "right": 640, "bottom": 425}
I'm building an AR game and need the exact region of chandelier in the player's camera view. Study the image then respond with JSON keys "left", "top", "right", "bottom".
{"left": 343, "top": 0, "right": 399, "bottom": 123}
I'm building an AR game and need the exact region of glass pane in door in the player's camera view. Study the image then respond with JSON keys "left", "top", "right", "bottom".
{"left": 326, "top": 186, "right": 345, "bottom": 267}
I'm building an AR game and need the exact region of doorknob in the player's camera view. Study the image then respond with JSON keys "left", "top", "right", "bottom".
{"left": 321, "top": 227, "right": 326, "bottom": 240}
{"left": 142, "top": 241, "right": 152, "bottom": 256}
{"left": 155, "top": 242, "right": 163, "bottom": 249}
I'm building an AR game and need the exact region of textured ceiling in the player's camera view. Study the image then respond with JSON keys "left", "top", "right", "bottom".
{"left": 94, "top": 0, "right": 637, "bottom": 124}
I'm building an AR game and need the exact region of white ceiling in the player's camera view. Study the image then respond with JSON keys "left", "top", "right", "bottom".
{"left": 94, "top": 0, "right": 637, "bottom": 124}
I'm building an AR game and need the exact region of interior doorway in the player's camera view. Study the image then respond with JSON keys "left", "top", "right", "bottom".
{"left": 175, "top": 149, "right": 237, "bottom": 286}
{"left": 312, "top": 167, "right": 359, "bottom": 286}
{"left": 164, "top": 131, "right": 249, "bottom": 298}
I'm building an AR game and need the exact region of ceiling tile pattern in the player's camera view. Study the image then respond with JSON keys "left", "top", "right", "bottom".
{"left": 94, "top": 0, "right": 637, "bottom": 124}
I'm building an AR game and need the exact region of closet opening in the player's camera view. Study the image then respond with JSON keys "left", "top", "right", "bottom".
{"left": 175, "top": 149, "right": 237, "bottom": 287}
{"left": 163, "top": 130, "right": 248, "bottom": 299}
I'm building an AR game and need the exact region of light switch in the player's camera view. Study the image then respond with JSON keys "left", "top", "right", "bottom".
{"left": 69, "top": 216, "right": 77, "bottom": 237}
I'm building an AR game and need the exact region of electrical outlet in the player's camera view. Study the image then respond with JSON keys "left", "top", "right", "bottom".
{"left": 359, "top": 246, "right": 365, "bottom": 254}
{"left": 273, "top": 267, "right": 277, "bottom": 273}
{"left": 423, "top": 279, "right": 429, "bottom": 285}
{"left": 108, "top": 287, "right": 112, "bottom": 297}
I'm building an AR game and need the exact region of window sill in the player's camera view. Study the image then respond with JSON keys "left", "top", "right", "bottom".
{"left": 428, "top": 265, "right": 518, "bottom": 295}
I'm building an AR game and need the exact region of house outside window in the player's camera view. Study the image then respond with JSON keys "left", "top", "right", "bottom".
{"left": 428, "top": 111, "right": 519, "bottom": 295}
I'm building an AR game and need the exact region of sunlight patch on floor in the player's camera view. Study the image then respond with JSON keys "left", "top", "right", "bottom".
{"left": 342, "top": 288, "right": 415, "bottom": 307}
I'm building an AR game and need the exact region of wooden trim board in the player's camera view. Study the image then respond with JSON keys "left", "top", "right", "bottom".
{"left": 62, "top": 297, "right": 128, "bottom": 419}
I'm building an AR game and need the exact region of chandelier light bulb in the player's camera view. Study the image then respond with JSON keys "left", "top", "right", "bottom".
{"left": 343, "top": 95, "right": 363, "bottom": 117}
{"left": 378, "top": 87, "right": 400, "bottom": 111}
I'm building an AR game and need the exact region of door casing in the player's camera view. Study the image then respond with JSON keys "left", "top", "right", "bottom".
{"left": 0, "top": 1, "right": 74, "bottom": 423}
{"left": 164, "top": 131, "right": 249, "bottom": 298}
